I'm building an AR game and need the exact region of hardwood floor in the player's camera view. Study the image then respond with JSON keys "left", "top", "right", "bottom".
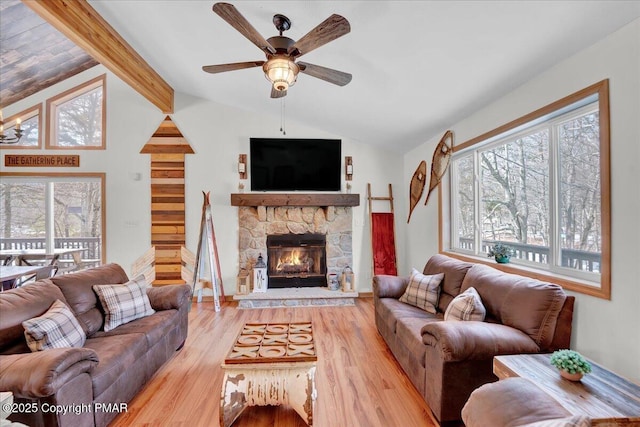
{"left": 111, "top": 298, "right": 437, "bottom": 427}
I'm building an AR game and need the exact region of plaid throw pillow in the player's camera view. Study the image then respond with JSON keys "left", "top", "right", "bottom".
{"left": 23, "top": 299, "right": 86, "bottom": 351}
{"left": 444, "top": 286, "right": 486, "bottom": 321}
{"left": 93, "top": 275, "right": 155, "bottom": 332}
{"left": 399, "top": 269, "right": 444, "bottom": 314}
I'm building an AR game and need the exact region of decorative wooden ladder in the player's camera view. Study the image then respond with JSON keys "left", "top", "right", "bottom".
{"left": 367, "top": 183, "right": 398, "bottom": 276}
{"left": 192, "top": 191, "right": 225, "bottom": 311}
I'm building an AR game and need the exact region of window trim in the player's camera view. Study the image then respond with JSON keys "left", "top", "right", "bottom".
{"left": 0, "top": 172, "right": 107, "bottom": 265}
{"left": 45, "top": 74, "right": 106, "bottom": 150}
{"left": 440, "top": 79, "right": 610, "bottom": 299}
{"left": 0, "top": 104, "right": 42, "bottom": 150}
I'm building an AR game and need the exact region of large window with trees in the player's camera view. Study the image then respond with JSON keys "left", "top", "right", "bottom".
{"left": 0, "top": 173, "right": 105, "bottom": 266}
{"left": 46, "top": 75, "right": 106, "bottom": 149}
{"left": 444, "top": 80, "right": 610, "bottom": 299}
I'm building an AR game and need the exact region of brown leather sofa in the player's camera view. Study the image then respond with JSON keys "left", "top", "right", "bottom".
{"left": 462, "top": 377, "right": 591, "bottom": 427}
{"left": 373, "top": 254, "right": 574, "bottom": 425}
{"left": 0, "top": 263, "right": 191, "bottom": 427}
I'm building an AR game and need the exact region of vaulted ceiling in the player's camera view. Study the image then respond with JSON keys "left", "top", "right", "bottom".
{"left": 2, "top": 1, "right": 639, "bottom": 152}
{"left": 0, "top": 0, "right": 97, "bottom": 108}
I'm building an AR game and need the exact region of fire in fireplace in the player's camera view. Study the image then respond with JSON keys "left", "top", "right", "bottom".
{"left": 266, "top": 233, "right": 327, "bottom": 288}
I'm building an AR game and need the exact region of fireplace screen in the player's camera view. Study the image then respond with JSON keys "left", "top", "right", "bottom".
{"left": 266, "top": 233, "right": 326, "bottom": 288}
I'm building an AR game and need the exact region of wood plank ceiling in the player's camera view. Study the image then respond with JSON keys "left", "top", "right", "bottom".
{"left": 0, "top": 0, "right": 97, "bottom": 109}
{"left": 1, "top": 0, "right": 174, "bottom": 113}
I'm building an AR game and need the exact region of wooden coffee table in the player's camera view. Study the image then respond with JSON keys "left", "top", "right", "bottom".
{"left": 494, "top": 353, "right": 640, "bottom": 426}
{"left": 220, "top": 322, "right": 317, "bottom": 427}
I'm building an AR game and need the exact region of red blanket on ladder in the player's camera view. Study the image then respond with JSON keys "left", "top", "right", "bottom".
{"left": 371, "top": 212, "right": 397, "bottom": 275}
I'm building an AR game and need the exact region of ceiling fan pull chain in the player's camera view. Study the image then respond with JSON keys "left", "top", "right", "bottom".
{"left": 280, "top": 98, "right": 286, "bottom": 135}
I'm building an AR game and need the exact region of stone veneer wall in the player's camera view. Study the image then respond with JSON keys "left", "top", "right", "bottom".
{"left": 238, "top": 206, "right": 353, "bottom": 280}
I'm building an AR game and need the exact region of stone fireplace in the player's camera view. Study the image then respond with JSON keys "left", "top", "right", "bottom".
{"left": 238, "top": 205, "right": 353, "bottom": 288}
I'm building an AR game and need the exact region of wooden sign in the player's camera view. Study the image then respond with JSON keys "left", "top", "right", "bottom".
{"left": 4, "top": 155, "right": 80, "bottom": 167}
{"left": 140, "top": 116, "right": 194, "bottom": 286}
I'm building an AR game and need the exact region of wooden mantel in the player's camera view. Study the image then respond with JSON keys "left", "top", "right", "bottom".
{"left": 230, "top": 193, "right": 360, "bottom": 207}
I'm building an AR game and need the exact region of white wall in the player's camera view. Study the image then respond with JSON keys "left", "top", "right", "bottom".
{"left": 404, "top": 18, "right": 640, "bottom": 382}
{"left": 0, "top": 65, "right": 404, "bottom": 296}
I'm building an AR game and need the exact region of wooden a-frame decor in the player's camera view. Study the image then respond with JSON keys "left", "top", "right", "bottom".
{"left": 140, "top": 116, "right": 194, "bottom": 285}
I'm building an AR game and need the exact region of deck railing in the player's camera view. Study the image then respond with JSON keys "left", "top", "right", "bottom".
{"left": 0, "top": 237, "right": 101, "bottom": 265}
{"left": 457, "top": 238, "right": 601, "bottom": 273}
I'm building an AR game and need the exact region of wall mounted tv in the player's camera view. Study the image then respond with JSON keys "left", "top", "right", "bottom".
{"left": 250, "top": 138, "right": 341, "bottom": 191}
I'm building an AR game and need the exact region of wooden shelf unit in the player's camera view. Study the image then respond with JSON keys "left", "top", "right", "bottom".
{"left": 230, "top": 193, "right": 360, "bottom": 207}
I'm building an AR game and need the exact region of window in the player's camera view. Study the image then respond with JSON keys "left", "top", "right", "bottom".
{"left": 46, "top": 75, "right": 106, "bottom": 149}
{"left": 444, "top": 80, "right": 610, "bottom": 299}
{"left": 0, "top": 173, "right": 105, "bottom": 268}
{"left": 0, "top": 105, "right": 42, "bottom": 149}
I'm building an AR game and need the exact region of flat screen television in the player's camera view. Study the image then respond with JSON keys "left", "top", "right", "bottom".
{"left": 250, "top": 138, "right": 341, "bottom": 191}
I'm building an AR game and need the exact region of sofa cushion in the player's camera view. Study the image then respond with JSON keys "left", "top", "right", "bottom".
{"left": 423, "top": 254, "right": 474, "bottom": 313}
{"left": 399, "top": 269, "right": 444, "bottom": 314}
{"left": 91, "top": 309, "right": 176, "bottom": 349}
{"left": 84, "top": 333, "right": 149, "bottom": 396}
{"left": 93, "top": 276, "right": 155, "bottom": 332}
{"left": 22, "top": 300, "right": 86, "bottom": 351}
{"left": 396, "top": 315, "right": 440, "bottom": 368}
{"left": 49, "top": 263, "right": 130, "bottom": 336}
{"left": 444, "top": 287, "right": 486, "bottom": 321}
{"left": 0, "top": 281, "right": 69, "bottom": 353}
{"left": 377, "top": 298, "right": 438, "bottom": 336}
{"left": 460, "top": 264, "right": 566, "bottom": 349}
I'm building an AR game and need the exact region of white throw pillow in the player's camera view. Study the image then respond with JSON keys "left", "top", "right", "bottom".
{"left": 93, "top": 275, "right": 155, "bottom": 332}
{"left": 23, "top": 299, "right": 86, "bottom": 351}
{"left": 444, "top": 286, "right": 486, "bottom": 321}
{"left": 399, "top": 269, "right": 444, "bottom": 314}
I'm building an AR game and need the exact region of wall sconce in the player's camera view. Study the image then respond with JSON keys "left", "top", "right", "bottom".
{"left": 345, "top": 156, "right": 353, "bottom": 181}
{"left": 238, "top": 154, "right": 247, "bottom": 179}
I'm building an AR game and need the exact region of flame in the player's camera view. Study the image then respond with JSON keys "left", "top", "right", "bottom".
{"left": 276, "top": 249, "right": 303, "bottom": 270}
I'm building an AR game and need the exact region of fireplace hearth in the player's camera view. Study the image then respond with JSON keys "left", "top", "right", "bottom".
{"left": 267, "top": 233, "right": 326, "bottom": 288}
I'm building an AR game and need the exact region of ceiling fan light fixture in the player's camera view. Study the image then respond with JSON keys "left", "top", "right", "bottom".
{"left": 264, "top": 57, "right": 299, "bottom": 91}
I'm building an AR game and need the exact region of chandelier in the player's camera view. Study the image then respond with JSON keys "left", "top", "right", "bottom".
{"left": 0, "top": 114, "right": 23, "bottom": 145}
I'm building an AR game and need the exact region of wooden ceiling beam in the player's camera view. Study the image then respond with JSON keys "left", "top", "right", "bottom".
{"left": 23, "top": 0, "right": 174, "bottom": 113}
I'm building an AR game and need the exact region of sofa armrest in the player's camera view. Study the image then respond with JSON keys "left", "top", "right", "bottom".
{"left": 373, "top": 275, "right": 409, "bottom": 299}
{"left": 462, "top": 378, "right": 573, "bottom": 427}
{"left": 147, "top": 284, "right": 191, "bottom": 311}
{"left": 0, "top": 348, "right": 98, "bottom": 398}
{"left": 421, "top": 321, "right": 540, "bottom": 362}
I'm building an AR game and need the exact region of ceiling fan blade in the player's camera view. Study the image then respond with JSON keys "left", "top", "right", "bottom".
{"left": 298, "top": 62, "right": 352, "bottom": 86}
{"left": 212, "top": 3, "right": 276, "bottom": 54}
{"left": 288, "top": 14, "right": 350, "bottom": 58}
{"left": 202, "top": 61, "right": 265, "bottom": 74}
{"left": 271, "top": 86, "right": 287, "bottom": 98}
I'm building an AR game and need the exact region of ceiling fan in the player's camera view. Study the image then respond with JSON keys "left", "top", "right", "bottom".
{"left": 202, "top": 2, "right": 352, "bottom": 98}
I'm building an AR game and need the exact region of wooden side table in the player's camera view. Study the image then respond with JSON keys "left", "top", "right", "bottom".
{"left": 494, "top": 353, "right": 640, "bottom": 426}
{"left": 220, "top": 322, "right": 317, "bottom": 427}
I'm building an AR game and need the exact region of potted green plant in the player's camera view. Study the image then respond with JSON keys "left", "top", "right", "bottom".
{"left": 487, "top": 243, "right": 514, "bottom": 264}
{"left": 550, "top": 349, "right": 592, "bottom": 381}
